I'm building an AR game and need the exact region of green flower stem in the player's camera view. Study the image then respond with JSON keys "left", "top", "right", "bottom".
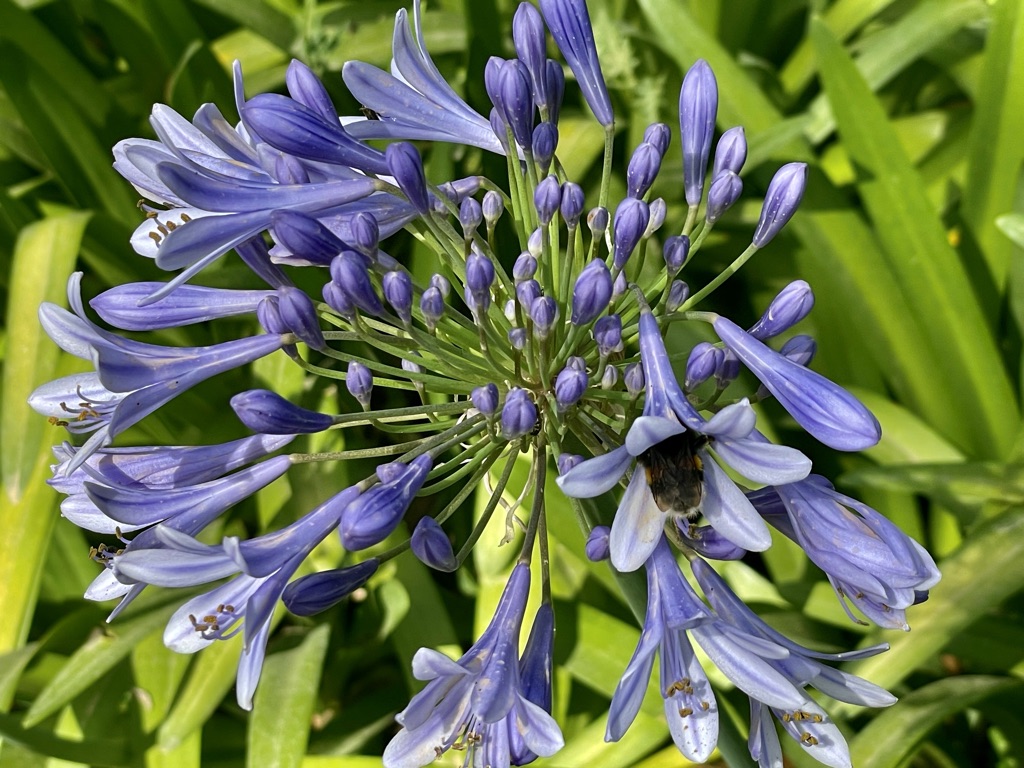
{"left": 313, "top": 347, "right": 474, "bottom": 394}
{"left": 435, "top": 449, "right": 504, "bottom": 526}
{"left": 679, "top": 243, "right": 760, "bottom": 312}
{"left": 289, "top": 440, "right": 423, "bottom": 464}
{"left": 598, "top": 125, "right": 615, "bottom": 212}
{"left": 518, "top": 435, "right": 547, "bottom": 563}
{"left": 454, "top": 446, "right": 519, "bottom": 566}
{"left": 420, "top": 437, "right": 495, "bottom": 494}
{"left": 330, "top": 399, "right": 475, "bottom": 427}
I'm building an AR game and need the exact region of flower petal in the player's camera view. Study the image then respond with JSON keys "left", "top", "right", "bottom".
{"left": 609, "top": 466, "right": 667, "bottom": 572}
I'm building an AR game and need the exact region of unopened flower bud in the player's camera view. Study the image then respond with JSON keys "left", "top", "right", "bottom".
{"left": 533, "top": 123, "right": 558, "bottom": 174}
{"left": 528, "top": 227, "right": 543, "bottom": 258}
{"left": 666, "top": 280, "right": 690, "bottom": 312}
{"left": 346, "top": 361, "right": 373, "bottom": 409}
{"left": 680, "top": 59, "right": 718, "bottom": 206}
{"left": 471, "top": 382, "right": 500, "bottom": 416}
{"left": 646, "top": 198, "right": 666, "bottom": 237}
{"left": 706, "top": 170, "right": 743, "bottom": 225}
{"left": 430, "top": 273, "right": 451, "bottom": 298}
{"left": 530, "top": 296, "right": 559, "bottom": 339}
{"left": 611, "top": 270, "right": 627, "bottom": 302}
{"left": 643, "top": 123, "right": 671, "bottom": 157}
{"left": 534, "top": 175, "right": 562, "bottom": 225}
{"left": 748, "top": 280, "right": 814, "bottom": 340}
{"left": 663, "top": 235, "right": 690, "bottom": 274}
{"left": 386, "top": 142, "right": 430, "bottom": 215}
{"left": 501, "top": 388, "right": 537, "bottom": 439}
{"left": 554, "top": 361, "right": 588, "bottom": 410}
{"left": 277, "top": 286, "right": 325, "bottom": 350}
{"left": 560, "top": 182, "right": 585, "bottom": 228}
{"left": 483, "top": 190, "right": 504, "bottom": 227}
{"left": 779, "top": 334, "right": 817, "bottom": 366}
{"left": 350, "top": 212, "right": 379, "bottom": 259}
{"left": 624, "top": 362, "right": 645, "bottom": 398}
{"left": 331, "top": 251, "right": 383, "bottom": 315}
{"left": 283, "top": 559, "right": 379, "bottom": 616}
{"left": 601, "top": 365, "right": 619, "bottom": 390}
{"left": 587, "top": 206, "right": 609, "bottom": 237}
{"left": 593, "top": 314, "right": 623, "bottom": 356}
{"left": 612, "top": 197, "right": 650, "bottom": 270}
{"left": 339, "top": 455, "right": 432, "bottom": 550}
{"left": 585, "top": 525, "right": 611, "bottom": 561}
{"left": 557, "top": 453, "right": 582, "bottom": 475}
{"left": 514, "top": 252, "right": 538, "bottom": 282}
{"left": 500, "top": 60, "right": 535, "bottom": 150}
{"left": 231, "top": 389, "right": 333, "bottom": 434}
{"left": 513, "top": 2, "right": 548, "bottom": 103}
{"left": 715, "top": 349, "right": 741, "bottom": 389}
{"left": 753, "top": 162, "right": 807, "bottom": 247}
{"left": 570, "top": 259, "right": 612, "bottom": 325}
{"left": 460, "top": 197, "right": 483, "bottom": 238}
{"left": 545, "top": 59, "right": 565, "bottom": 123}
{"left": 685, "top": 342, "right": 723, "bottom": 390}
{"left": 516, "top": 279, "right": 541, "bottom": 310}
{"left": 322, "top": 281, "right": 354, "bottom": 318}
{"left": 712, "top": 126, "right": 747, "bottom": 178}
{"left": 420, "top": 286, "right": 445, "bottom": 332}
{"left": 411, "top": 517, "right": 457, "bottom": 572}
{"left": 257, "top": 295, "right": 286, "bottom": 335}
{"left": 626, "top": 142, "right": 662, "bottom": 198}
{"left": 382, "top": 270, "right": 413, "bottom": 324}
{"left": 509, "top": 327, "right": 527, "bottom": 350}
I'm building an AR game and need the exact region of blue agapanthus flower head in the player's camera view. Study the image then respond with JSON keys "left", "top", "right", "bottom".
{"left": 30, "top": 2, "right": 939, "bottom": 766}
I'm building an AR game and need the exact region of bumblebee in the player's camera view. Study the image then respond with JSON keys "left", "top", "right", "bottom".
{"left": 637, "top": 430, "right": 708, "bottom": 518}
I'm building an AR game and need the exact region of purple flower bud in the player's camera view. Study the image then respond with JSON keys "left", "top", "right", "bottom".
{"left": 753, "top": 162, "right": 807, "bottom": 247}
{"left": 410, "top": 517, "right": 457, "bottom": 572}
{"left": 528, "top": 227, "right": 543, "bottom": 257}
{"left": 663, "top": 235, "right": 690, "bottom": 273}
{"left": 685, "top": 342, "right": 723, "bottom": 390}
{"left": 679, "top": 59, "right": 718, "bottom": 206}
{"left": 646, "top": 198, "right": 666, "bottom": 237}
{"left": 430, "top": 273, "right": 451, "bottom": 298}
{"left": 504, "top": 299, "right": 517, "bottom": 321}
{"left": 515, "top": 603, "right": 555, "bottom": 759}
{"left": 322, "top": 281, "right": 354, "bottom": 318}
{"left": 534, "top": 175, "right": 562, "bottom": 226}
{"left": 482, "top": 190, "right": 504, "bottom": 226}
{"left": 593, "top": 314, "right": 623, "bottom": 356}
{"left": 420, "top": 286, "right": 445, "bottom": 332}
{"left": 713, "top": 126, "right": 747, "bottom": 178}
{"left": 585, "top": 525, "right": 611, "bottom": 561}
{"left": 779, "top": 334, "right": 817, "bottom": 366}
{"left": 533, "top": 122, "right": 558, "bottom": 174}
{"left": 350, "top": 212, "right": 379, "bottom": 259}
{"left": 256, "top": 295, "right": 286, "bottom": 335}
{"left": 382, "top": 271, "right": 413, "bottom": 324}
{"left": 538, "top": 0, "right": 614, "bottom": 126}
{"left": 626, "top": 142, "right": 662, "bottom": 198}
{"left": 643, "top": 122, "right": 671, "bottom": 157}
{"left": 485, "top": 56, "right": 505, "bottom": 112}
{"left": 459, "top": 197, "right": 483, "bottom": 238}
{"left": 557, "top": 453, "right": 582, "bottom": 475}
{"left": 501, "top": 388, "right": 537, "bottom": 439}
{"left": 282, "top": 558, "right": 378, "bottom": 616}
{"left": 402, "top": 357, "right": 422, "bottom": 378}
{"left": 285, "top": 59, "right": 337, "bottom": 122}
{"left": 231, "top": 389, "right": 332, "bottom": 435}
{"left": 516, "top": 279, "right": 541, "bottom": 310}
{"left": 331, "top": 251, "right": 383, "bottom": 315}
{"left": 276, "top": 286, "right": 325, "bottom": 350}
{"left": 624, "top": 362, "right": 644, "bottom": 398}
{"left": 666, "top": 279, "right": 689, "bottom": 312}
{"left": 514, "top": 2, "right": 548, "bottom": 107}
{"left": 612, "top": 197, "right": 650, "bottom": 270}
{"left": 271, "top": 210, "right": 346, "bottom": 266}
{"left": 560, "top": 182, "right": 585, "bottom": 228}
{"left": 545, "top": 59, "right": 565, "bottom": 123}
{"left": 554, "top": 360, "right": 588, "bottom": 410}
{"left": 385, "top": 142, "right": 430, "bottom": 215}
{"left": 714, "top": 348, "right": 740, "bottom": 388}
{"left": 600, "top": 365, "right": 618, "bottom": 390}
{"left": 274, "top": 153, "right": 309, "bottom": 185}
{"left": 749, "top": 280, "right": 814, "bottom": 340}
{"left": 513, "top": 252, "right": 538, "bottom": 282}
{"left": 706, "top": 170, "right": 743, "bottom": 224}
{"left": 530, "top": 295, "right": 559, "bottom": 339}
{"left": 500, "top": 60, "right": 535, "bottom": 150}
{"left": 471, "top": 382, "right": 500, "bottom": 416}
{"left": 571, "top": 259, "right": 612, "bottom": 325}
{"left": 489, "top": 106, "right": 511, "bottom": 152}
{"left": 509, "top": 327, "right": 527, "bottom": 350}
{"left": 587, "top": 206, "right": 609, "bottom": 236}
{"left": 611, "top": 270, "right": 627, "bottom": 302}
{"left": 339, "top": 455, "right": 433, "bottom": 550}
{"left": 346, "top": 361, "right": 373, "bottom": 409}
{"left": 465, "top": 250, "right": 495, "bottom": 311}
{"left": 713, "top": 316, "right": 881, "bottom": 450}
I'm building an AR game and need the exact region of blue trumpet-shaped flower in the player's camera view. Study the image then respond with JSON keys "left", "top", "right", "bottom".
{"left": 558, "top": 307, "right": 810, "bottom": 571}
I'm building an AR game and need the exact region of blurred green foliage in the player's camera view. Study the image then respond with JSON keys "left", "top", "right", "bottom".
{"left": 1, "top": 0, "right": 1023, "bottom": 766}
